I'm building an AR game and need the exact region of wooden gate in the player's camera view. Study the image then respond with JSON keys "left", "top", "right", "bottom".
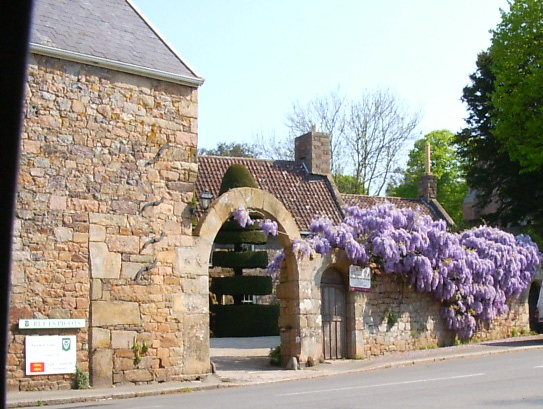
{"left": 321, "top": 269, "right": 346, "bottom": 360}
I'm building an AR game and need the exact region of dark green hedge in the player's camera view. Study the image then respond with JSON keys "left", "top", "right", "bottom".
{"left": 210, "top": 304, "right": 280, "bottom": 337}
{"left": 219, "top": 218, "right": 263, "bottom": 232}
{"left": 210, "top": 275, "right": 272, "bottom": 296}
{"left": 212, "top": 250, "right": 268, "bottom": 269}
{"left": 214, "top": 230, "right": 267, "bottom": 245}
{"left": 219, "top": 164, "right": 258, "bottom": 195}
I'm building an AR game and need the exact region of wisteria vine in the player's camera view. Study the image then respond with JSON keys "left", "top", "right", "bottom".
{"left": 232, "top": 204, "right": 542, "bottom": 339}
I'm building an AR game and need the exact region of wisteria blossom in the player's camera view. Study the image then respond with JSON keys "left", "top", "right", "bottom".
{"left": 232, "top": 206, "right": 254, "bottom": 228}
{"left": 261, "top": 203, "right": 541, "bottom": 339}
{"left": 259, "top": 219, "right": 279, "bottom": 237}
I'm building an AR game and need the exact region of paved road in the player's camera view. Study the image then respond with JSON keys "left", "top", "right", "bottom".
{"left": 41, "top": 348, "right": 543, "bottom": 409}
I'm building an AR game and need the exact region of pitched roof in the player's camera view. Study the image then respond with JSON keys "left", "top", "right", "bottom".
{"left": 341, "top": 194, "right": 436, "bottom": 219}
{"left": 30, "top": 0, "right": 203, "bottom": 86}
{"left": 196, "top": 156, "right": 344, "bottom": 232}
{"left": 196, "top": 156, "right": 453, "bottom": 233}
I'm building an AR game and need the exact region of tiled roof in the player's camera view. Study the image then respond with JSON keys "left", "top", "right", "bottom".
{"left": 341, "top": 194, "right": 436, "bottom": 219}
{"left": 30, "top": 0, "right": 202, "bottom": 85}
{"left": 196, "top": 156, "right": 451, "bottom": 232}
{"left": 196, "top": 156, "right": 344, "bottom": 232}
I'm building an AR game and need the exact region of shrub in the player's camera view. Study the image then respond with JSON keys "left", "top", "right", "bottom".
{"left": 210, "top": 275, "right": 272, "bottom": 296}
{"left": 269, "top": 345, "right": 282, "bottom": 366}
{"left": 212, "top": 250, "right": 268, "bottom": 269}
{"left": 214, "top": 230, "right": 267, "bottom": 245}
{"left": 210, "top": 304, "right": 279, "bottom": 337}
{"left": 72, "top": 367, "right": 89, "bottom": 389}
{"left": 219, "top": 164, "right": 258, "bottom": 194}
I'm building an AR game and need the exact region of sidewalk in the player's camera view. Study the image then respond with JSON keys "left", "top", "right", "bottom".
{"left": 6, "top": 335, "right": 543, "bottom": 408}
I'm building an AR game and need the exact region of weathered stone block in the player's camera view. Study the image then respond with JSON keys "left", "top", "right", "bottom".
{"left": 89, "top": 225, "right": 106, "bottom": 242}
{"left": 175, "top": 239, "right": 211, "bottom": 275}
{"left": 89, "top": 213, "right": 128, "bottom": 227}
{"left": 157, "top": 250, "right": 176, "bottom": 264}
{"left": 91, "top": 279, "right": 102, "bottom": 300}
{"left": 89, "top": 242, "right": 121, "bottom": 279}
{"left": 111, "top": 330, "right": 136, "bottom": 349}
{"left": 121, "top": 262, "right": 144, "bottom": 279}
{"left": 123, "top": 369, "right": 153, "bottom": 383}
{"left": 91, "top": 328, "right": 110, "bottom": 349}
{"left": 49, "top": 195, "right": 67, "bottom": 210}
{"left": 54, "top": 227, "right": 73, "bottom": 242}
{"left": 106, "top": 235, "right": 139, "bottom": 254}
{"left": 159, "top": 333, "right": 179, "bottom": 348}
{"left": 91, "top": 349, "right": 113, "bottom": 388}
{"left": 91, "top": 301, "right": 141, "bottom": 326}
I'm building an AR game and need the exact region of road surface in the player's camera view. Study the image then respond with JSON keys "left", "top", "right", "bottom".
{"left": 42, "top": 348, "right": 543, "bottom": 409}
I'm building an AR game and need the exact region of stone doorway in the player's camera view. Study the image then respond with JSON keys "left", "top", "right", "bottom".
{"left": 321, "top": 268, "right": 347, "bottom": 360}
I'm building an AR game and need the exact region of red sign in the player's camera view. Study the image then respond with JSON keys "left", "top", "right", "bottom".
{"left": 30, "top": 362, "right": 44, "bottom": 373}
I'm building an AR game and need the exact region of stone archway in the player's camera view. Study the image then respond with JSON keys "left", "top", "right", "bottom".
{"left": 191, "top": 187, "right": 303, "bottom": 366}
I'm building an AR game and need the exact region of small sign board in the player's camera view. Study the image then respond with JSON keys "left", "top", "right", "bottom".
{"left": 25, "top": 335, "right": 77, "bottom": 375}
{"left": 19, "top": 319, "right": 85, "bottom": 329}
{"left": 349, "top": 265, "right": 371, "bottom": 292}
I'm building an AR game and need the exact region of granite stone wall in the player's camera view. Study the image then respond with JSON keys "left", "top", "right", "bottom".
{"left": 295, "top": 252, "right": 530, "bottom": 365}
{"left": 8, "top": 54, "right": 201, "bottom": 391}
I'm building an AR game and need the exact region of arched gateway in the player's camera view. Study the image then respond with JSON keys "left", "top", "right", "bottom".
{"left": 192, "top": 187, "right": 303, "bottom": 365}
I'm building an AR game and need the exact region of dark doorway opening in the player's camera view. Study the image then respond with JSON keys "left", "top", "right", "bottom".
{"left": 528, "top": 282, "right": 542, "bottom": 333}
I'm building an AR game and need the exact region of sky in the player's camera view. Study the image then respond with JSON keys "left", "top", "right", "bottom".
{"left": 132, "top": 0, "right": 509, "bottom": 151}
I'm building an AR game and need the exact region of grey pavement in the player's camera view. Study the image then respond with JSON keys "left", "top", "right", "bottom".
{"left": 6, "top": 335, "right": 543, "bottom": 408}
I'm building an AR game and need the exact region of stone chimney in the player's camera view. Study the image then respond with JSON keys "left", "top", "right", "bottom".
{"left": 294, "top": 126, "right": 331, "bottom": 175}
{"left": 418, "top": 142, "right": 437, "bottom": 200}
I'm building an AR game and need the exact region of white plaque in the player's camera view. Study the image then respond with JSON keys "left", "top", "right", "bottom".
{"left": 19, "top": 319, "right": 85, "bottom": 329}
{"left": 349, "top": 265, "right": 371, "bottom": 292}
{"left": 25, "top": 335, "right": 77, "bottom": 375}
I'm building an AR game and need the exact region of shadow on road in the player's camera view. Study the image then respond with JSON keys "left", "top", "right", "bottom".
{"left": 482, "top": 338, "right": 543, "bottom": 348}
{"left": 211, "top": 356, "right": 280, "bottom": 372}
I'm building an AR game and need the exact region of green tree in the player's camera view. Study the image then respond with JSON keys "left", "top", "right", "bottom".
{"left": 333, "top": 174, "right": 367, "bottom": 195}
{"left": 198, "top": 142, "right": 257, "bottom": 158}
{"left": 388, "top": 130, "right": 467, "bottom": 225}
{"left": 456, "top": 50, "right": 543, "bottom": 246}
{"left": 490, "top": 0, "right": 543, "bottom": 171}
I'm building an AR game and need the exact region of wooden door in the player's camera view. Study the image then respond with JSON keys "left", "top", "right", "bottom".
{"left": 321, "top": 269, "right": 346, "bottom": 360}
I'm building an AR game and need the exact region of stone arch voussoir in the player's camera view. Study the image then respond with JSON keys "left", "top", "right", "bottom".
{"left": 193, "top": 187, "right": 303, "bottom": 365}
{"left": 193, "top": 187, "right": 301, "bottom": 245}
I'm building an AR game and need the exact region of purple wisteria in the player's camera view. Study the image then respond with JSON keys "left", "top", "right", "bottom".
{"left": 259, "top": 218, "right": 279, "bottom": 237}
{"left": 232, "top": 206, "right": 280, "bottom": 237}
{"left": 232, "top": 206, "right": 254, "bottom": 228}
{"left": 273, "top": 203, "right": 542, "bottom": 339}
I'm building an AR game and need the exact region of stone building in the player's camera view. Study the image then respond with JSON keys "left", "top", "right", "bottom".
{"left": 9, "top": 0, "right": 204, "bottom": 391}
{"left": 8, "top": 0, "right": 532, "bottom": 392}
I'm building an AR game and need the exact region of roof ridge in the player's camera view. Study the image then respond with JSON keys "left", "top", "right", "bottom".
{"left": 199, "top": 155, "right": 296, "bottom": 165}
{"left": 126, "top": 0, "right": 203, "bottom": 81}
{"left": 341, "top": 193, "right": 422, "bottom": 202}
{"left": 30, "top": 0, "right": 203, "bottom": 87}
